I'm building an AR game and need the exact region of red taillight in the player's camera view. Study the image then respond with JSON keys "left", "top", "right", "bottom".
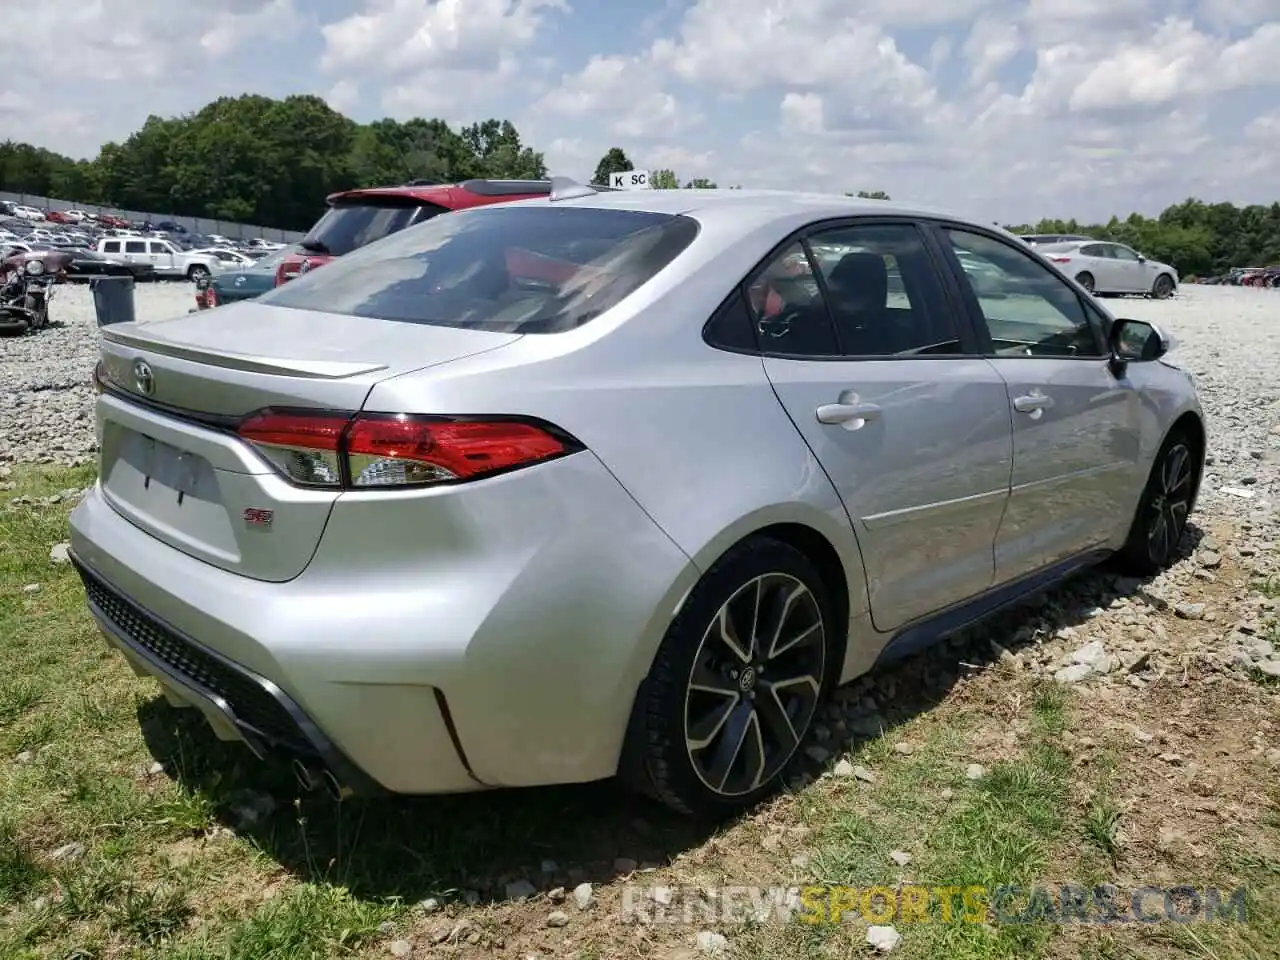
{"left": 1049, "top": 256, "right": 1072, "bottom": 263}
{"left": 206, "top": 287, "right": 218, "bottom": 307}
{"left": 235, "top": 409, "right": 576, "bottom": 489}
{"left": 238, "top": 410, "right": 349, "bottom": 486}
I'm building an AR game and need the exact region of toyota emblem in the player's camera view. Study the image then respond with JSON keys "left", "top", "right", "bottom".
{"left": 133, "top": 358, "right": 155, "bottom": 396}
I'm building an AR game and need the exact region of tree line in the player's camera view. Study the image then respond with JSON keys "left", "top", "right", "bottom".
{"left": 1, "top": 95, "right": 1275, "bottom": 273}
{"left": 0, "top": 94, "right": 547, "bottom": 231}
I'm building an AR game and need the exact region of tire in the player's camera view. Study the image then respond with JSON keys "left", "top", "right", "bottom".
{"left": 23, "top": 295, "right": 46, "bottom": 331}
{"left": 1151, "top": 274, "right": 1175, "bottom": 299}
{"left": 1113, "top": 429, "right": 1199, "bottom": 576}
{"left": 186, "top": 264, "right": 210, "bottom": 281}
{"left": 622, "top": 537, "right": 834, "bottom": 819}
{"left": 1076, "top": 272, "right": 1095, "bottom": 294}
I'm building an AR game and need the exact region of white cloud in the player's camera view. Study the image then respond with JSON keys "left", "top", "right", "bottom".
{"left": 1068, "top": 18, "right": 1217, "bottom": 111}
{"left": 0, "top": 0, "right": 309, "bottom": 156}
{"left": 325, "top": 79, "right": 361, "bottom": 115}
{"left": 3, "top": 0, "right": 1280, "bottom": 223}
{"left": 319, "top": 0, "right": 566, "bottom": 115}
{"left": 1199, "top": 0, "right": 1278, "bottom": 29}
{"left": 963, "top": 18, "right": 1023, "bottom": 86}
{"left": 530, "top": 55, "right": 699, "bottom": 139}
{"left": 780, "top": 93, "right": 826, "bottom": 136}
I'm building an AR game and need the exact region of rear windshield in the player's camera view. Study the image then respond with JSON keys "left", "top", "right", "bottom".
{"left": 258, "top": 205, "right": 700, "bottom": 334}
{"left": 300, "top": 197, "right": 444, "bottom": 257}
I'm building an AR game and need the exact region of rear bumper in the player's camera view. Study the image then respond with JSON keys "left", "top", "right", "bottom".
{"left": 68, "top": 450, "right": 697, "bottom": 794}
{"left": 70, "top": 551, "right": 386, "bottom": 796}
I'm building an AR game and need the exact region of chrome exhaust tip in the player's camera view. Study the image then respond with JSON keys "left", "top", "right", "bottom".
{"left": 320, "top": 768, "right": 353, "bottom": 802}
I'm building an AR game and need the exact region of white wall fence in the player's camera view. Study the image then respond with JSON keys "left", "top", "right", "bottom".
{"left": 0, "top": 191, "right": 306, "bottom": 243}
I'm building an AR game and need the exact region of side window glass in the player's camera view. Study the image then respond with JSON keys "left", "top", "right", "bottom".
{"left": 103, "top": 241, "right": 119, "bottom": 253}
{"left": 1112, "top": 245, "right": 1139, "bottom": 262}
{"left": 808, "top": 223, "right": 961, "bottom": 356}
{"left": 125, "top": 241, "right": 146, "bottom": 254}
{"left": 943, "top": 228, "right": 1105, "bottom": 358}
{"left": 704, "top": 290, "right": 759, "bottom": 353}
{"left": 745, "top": 241, "right": 839, "bottom": 357}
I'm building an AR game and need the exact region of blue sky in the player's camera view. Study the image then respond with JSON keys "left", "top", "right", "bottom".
{"left": 2, "top": 0, "right": 1278, "bottom": 224}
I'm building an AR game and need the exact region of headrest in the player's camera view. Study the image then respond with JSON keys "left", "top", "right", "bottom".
{"left": 826, "top": 252, "right": 888, "bottom": 310}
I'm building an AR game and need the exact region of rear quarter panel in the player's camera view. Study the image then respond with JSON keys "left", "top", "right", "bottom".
{"left": 363, "top": 208, "right": 873, "bottom": 648}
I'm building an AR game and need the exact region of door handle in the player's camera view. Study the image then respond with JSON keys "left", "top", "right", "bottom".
{"left": 1013, "top": 393, "right": 1053, "bottom": 414}
{"left": 816, "top": 401, "right": 882, "bottom": 426}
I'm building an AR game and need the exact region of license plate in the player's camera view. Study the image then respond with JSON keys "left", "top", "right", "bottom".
{"left": 140, "top": 435, "right": 200, "bottom": 503}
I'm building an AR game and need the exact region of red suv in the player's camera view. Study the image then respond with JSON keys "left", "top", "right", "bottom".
{"left": 276, "top": 179, "right": 558, "bottom": 286}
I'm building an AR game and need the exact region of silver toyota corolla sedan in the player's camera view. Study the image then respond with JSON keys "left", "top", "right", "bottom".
{"left": 69, "top": 182, "right": 1205, "bottom": 818}
{"left": 1035, "top": 240, "right": 1179, "bottom": 299}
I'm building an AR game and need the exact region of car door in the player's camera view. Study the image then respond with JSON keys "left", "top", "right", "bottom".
{"left": 1072, "top": 243, "right": 1115, "bottom": 291}
{"left": 1108, "top": 244, "right": 1147, "bottom": 292}
{"left": 931, "top": 226, "right": 1143, "bottom": 581}
{"left": 756, "top": 220, "right": 1012, "bottom": 633}
{"left": 123, "top": 240, "right": 148, "bottom": 267}
{"left": 147, "top": 241, "right": 175, "bottom": 274}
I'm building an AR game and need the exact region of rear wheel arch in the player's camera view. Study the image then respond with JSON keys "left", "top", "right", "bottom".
{"left": 748, "top": 523, "right": 850, "bottom": 653}
{"left": 616, "top": 522, "right": 849, "bottom": 808}
{"left": 618, "top": 526, "right": 848, "bottom": 815}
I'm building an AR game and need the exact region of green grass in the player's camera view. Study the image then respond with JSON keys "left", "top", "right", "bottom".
{"left": 1081, "top": 752, "right": 1123, "bottom": 864}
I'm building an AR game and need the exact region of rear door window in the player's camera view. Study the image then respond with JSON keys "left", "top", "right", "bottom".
{"left": 260, "top": 205, "right": 699, "bottom": 333}
{"left": 125, "top": 241, "right": 146, "bottom": 254}
{"left": 301, "top": 199, "right": 447, "bottom": 257}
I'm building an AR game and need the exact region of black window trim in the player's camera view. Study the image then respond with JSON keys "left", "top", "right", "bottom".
{"left": 701, "top": 214, "right": 986, "bottom": 362}
{"left": 922, "top": 220, "right": 1110, "bottom": 360}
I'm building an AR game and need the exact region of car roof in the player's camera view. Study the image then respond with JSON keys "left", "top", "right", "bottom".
{"left": 503, "top": 187, "right": 984, "bottom": 235}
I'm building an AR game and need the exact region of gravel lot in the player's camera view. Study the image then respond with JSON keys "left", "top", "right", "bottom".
{"left": 2, "top": 281, "right": 1278, "bottom": 529}
{"left": 1, "top": 282, "right": 197, "bottom": 467}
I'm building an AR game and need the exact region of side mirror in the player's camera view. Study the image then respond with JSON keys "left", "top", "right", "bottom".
{"left": 1137, "top": 254, "right": 1146, "bottom": 262}
{"left": 1109, "top": 317, "right": 1170, "bottom": 373}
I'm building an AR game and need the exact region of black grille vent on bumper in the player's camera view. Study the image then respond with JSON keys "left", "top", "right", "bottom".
{"left": 74, "top": 560, "right": 313, "bottom": 754}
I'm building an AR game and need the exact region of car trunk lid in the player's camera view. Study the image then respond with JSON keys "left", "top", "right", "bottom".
{"left": 95, "top": 301, "right": 522, "bottom": 581}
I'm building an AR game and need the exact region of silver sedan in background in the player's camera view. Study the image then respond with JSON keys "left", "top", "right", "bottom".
{"left": 1036, "top": 240, "right": 1179, "bottom": 299}
{"left": 70, "top": 184, "right": 1204, "bottom": 818}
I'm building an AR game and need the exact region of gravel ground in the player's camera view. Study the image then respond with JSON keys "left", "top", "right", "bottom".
{"left": 0, "top": 282, "right": 197, "bottom": 467}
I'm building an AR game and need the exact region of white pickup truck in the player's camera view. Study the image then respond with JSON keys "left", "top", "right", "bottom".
{"left": 95, "top": 237, "right": 224, "bottom": 281}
